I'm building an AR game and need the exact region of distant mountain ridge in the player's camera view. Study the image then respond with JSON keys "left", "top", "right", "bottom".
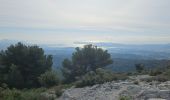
{"left": 1, "top": 39, "right": 170, "bottom": 72}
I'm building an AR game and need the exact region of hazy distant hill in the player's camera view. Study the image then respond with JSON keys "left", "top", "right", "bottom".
{"left": 48, "top": 42, "right": 170, "bottom": 72}
{"left": 109, "top": 58, "right": 170, "bottom": 72}
{"left": 52, "top": 52, "right": 170, "bottom": 72}
{"left": 1, "top": 39, "right": 170, "bottom": 72}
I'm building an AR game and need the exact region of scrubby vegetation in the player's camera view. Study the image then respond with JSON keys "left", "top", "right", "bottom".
{"left": 0, "top": 42, "right": 53, "bottom": 88}
{"left": 38, "top": 70, "right": 60, "bottom": 88}
{"left": 140, "top": 76, "right": 168, "bottom": 82}
{"left": 149, "top": 68, "right": 163, "bottom": 76}
{"left": 75, "top": 68, "right": 127, "bottom": 87}
{"left": 62, "top": 44, "right": 113, "bottom": 83}
{"left": 140, "top": 66, "right": 170, "bottom": 83}
{"left": 0, "top": 43, "right": 60, "bottom": 100}
{"left": 135, "top": 63, "right": 145, "bottom": 73}
{"left": 0, "top": 42, "right": 170, "bottom": 100}
{"left": 0, "top": 87, "right": 47, "bottom": 100}
{"left": 119, "top": 96, "right": 132, "bottom": 100}
{"left": 0, "top": 43, "right": 116, "bottom": 99}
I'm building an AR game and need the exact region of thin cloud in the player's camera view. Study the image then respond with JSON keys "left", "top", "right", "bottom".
{"left": 0, "top": 0, "right": 170, "bottom": 44}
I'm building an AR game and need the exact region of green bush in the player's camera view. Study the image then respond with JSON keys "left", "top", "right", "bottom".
{"left": 21, "top": 88, "right": 46, "bottom": 100}
{"left": 0, "top": 88, "right": 22, "bottom": 100}
{"left": 135, "top": 64, "right": 145, "bottom": 73}
{"left": 0, "top": 42, "right": 53, "bottom": 88}
{"left": 140, "top": 75, "right": 168, "bottom": 82}
{"left": 62, "top": 44, "right": 113, "bottom": 83}
{"left": 119, "top": 96, "right": 132, "bottom": 100}
{"left": 140, "top": 77, "right": 153, "bottom": 82}
{"left": 0, "top": 88, "right": 46, "bottom": 100}
{"left": 164, "top": 68, "right": 170, "bottom": 79}
{"left": 1, "top": 83, "right": 8, "bottom": 89}
{"left": 6, "top": 64, "right": 24, "bottom": 88}
{"left": 76, "top": 68, "right": 128, "bottom": 87}
{"left": 111, "top": 73, "right": 128, "bottom": 81}
{"left": 75, "top": 71, "right": 97, "bottom": 87}
{"left": 38, "top": 70, "right": 60, "bottom": 88}
{"left": 149, "top": 69, "right": 163, "bottom": 76}
{"left": 154, "top": 75, "right": 168, "bottom": 82}
{"left": 133, "top": 81, "right": 139, "bottom": 85}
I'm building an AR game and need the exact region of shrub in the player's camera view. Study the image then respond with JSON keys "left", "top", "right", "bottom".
{"left": 133, "top": 81, "right": 139, "bottom": 85}
{"left": 76, "top": 68, "right": 128, "bottom": 87}
{"left": 164, "top": 68, "right": 170, "bottom": 79}
{"left": 75, "top": 71, "right": 96, "bottom": 87}
{"left": 140, "top": 77, "right": 153, "bottom": 82}
{"left": 135, "top": 64, "right": 145, "bottom": 73}
{"left": 0, "top": 42, "right": 53, "bottom": 88}
{"left": 119, "top": 96, "right": 132, "bottom": 100}
{"left": 111, "top": 73, "right": 128, "bottom": 81}
{"left": 0, "top": 88, "right": 46, "bottom": 100}
{"left": 6, "top": 64, "right": 24, "bottom": 88}
{"left": 149, "top": 69, "right": 163, "bottom": 76}
{"left": 154, "top": 75, "right": 168, "bottom": 82}
{"left": 62, "top": 44, "right": 113, "bottom": 83}
{"left": 21, "top": 88, "right": 46, "bottom": 100}
{"left": 1, "top": 83, "right": 8, "bottom": 89}
{"left": 0, "top": 88, "right": 22, "bottom": 100}
{"left": 140, "top": 75, "right": 168, "bottom": 82}
{"left": 38, "top": 70, "right": 59, "bottom": 88}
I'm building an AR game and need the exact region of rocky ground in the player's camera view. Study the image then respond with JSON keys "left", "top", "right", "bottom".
{"left": 43, "top": 75, "right": 170, "bottom": 100}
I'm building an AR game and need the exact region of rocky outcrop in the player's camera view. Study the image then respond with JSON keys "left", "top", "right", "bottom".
{"left": 58, "top": 76, "right": 170, "bottom": 100}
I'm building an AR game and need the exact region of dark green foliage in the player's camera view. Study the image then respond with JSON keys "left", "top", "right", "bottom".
{"left": 0, "top": 42, "right": 53, "bottom": 88}
{"left": 0, "top": 83, "right": 8, "bottom": 89}
{"left": 38, "top": 70, "right": 60, "bottom": 88}
{"left": 145, "top": 66, "right": 170, "bottom": 82}
{"left": 140, "top": 75, "right": 168, "bottom": 82}
{"left": 75, "top": 71, "right": 96, "bottom": 87}
{"left": 21, "top": 88, "right": 47, "bottom": 100}
{"left": 119, "top": 96, "right": 132, "bottom": 100}
{"left": 164, "top": 68, "right": 170, "bottom": 78}
{"left": 61, "top": 59, "right": 75, "bottom": 83}
{"left": 154, "top": 75, "right": 168, "bottom": 82}
{"left": 149, "top": 68, "right": 163, "bottom": 76}
{"left": 62, "top": 44, "right": 113, "bottom": 83}
{"left": 75, "top": 68, "right": 127, "bottom": 87}
{"left": 157, "top": 67, "right": 170, "bottom": 81}
{"left": 133, "top": 81, "right": 139, "bottom": 85}
{"left": 0, "top": 88, "right": 22, "bottom": 100}
{"left": 6, "top": 64, "right": 24, "bottom": 88}
{"left": 0, "top": 88, "right": 46, "bottom": 100}
{"left": 135, "top": 63, "right": 145, "bottom": 73}
{"left": 75, "top": 68, "right": 111, "bottom": 87}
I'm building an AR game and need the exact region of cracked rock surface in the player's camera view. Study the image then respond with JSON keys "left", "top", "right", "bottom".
{"left": 58, "top": 75, "right": 170, "bottom": 100}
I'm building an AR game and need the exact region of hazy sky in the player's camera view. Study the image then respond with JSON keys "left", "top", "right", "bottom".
{"left": 0, "top": 0, "right": 170, "bottom": 44}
